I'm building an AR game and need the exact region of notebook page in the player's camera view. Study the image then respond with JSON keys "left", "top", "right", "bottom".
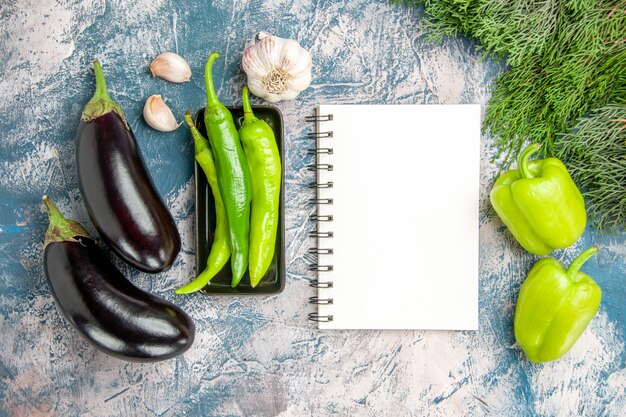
{"left": 315, "top": 104, "right": 480, "bottom": 330}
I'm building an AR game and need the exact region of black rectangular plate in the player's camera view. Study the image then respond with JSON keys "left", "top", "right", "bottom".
{"left": 194, "top": 106, "right": 285, "bottom": 295}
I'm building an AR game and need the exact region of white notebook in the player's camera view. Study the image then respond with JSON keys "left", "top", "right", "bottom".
{"left": 308, "top": 104, "right": 481, "bottom": 330}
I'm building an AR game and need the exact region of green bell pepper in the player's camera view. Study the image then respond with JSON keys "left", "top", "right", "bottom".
{"left": 490, "top": 144, "right": 586, "bottom": 255}
{"left": 514, "top": 246, "right": 602, "bottom": 363}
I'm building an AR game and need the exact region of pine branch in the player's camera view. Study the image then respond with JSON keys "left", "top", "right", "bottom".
{"left": 393, "top": 0, "right": 626, "bottom": 231}
{"left": 556, "top": 106, "right": 626, "bottom": 232}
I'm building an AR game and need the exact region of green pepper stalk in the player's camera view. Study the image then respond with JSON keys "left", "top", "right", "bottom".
{"left": 175, "top": 112, "right": 230, "bottom": 294}
{"left": 514, "top": 246, "right": 602, "bottom": 363}
{"left": 490, "top": 143, "right": 587, "bottom": 255}
{"left": 238, "top": 86, "right": 282, "bottom": 287}
{"left": 203, "top": 52, "right": 252, "bottom": 287}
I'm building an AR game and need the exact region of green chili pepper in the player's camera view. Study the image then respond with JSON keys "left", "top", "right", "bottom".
{"left": 238, "top": 86, "right": 282, "bottom": 287}
{"left": 490, "top": 144, "right": 586, "bottom": 256}
{"left": 175, "top": 112, "right": 230, "bottom": 295}
{"left": 514, "top": 246, "right": 602, "bottom": 363}
{"left": 203, "top": 52, "right": 252, "bottom": 287}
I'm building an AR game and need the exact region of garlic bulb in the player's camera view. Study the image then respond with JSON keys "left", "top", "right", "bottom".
{"left": 149, "top": 52, "right": 191, "bottom": 83}
{"left": 143, "top": 95, "right": 179, "bottom": 132}
{"left": 242, "top": 32, "right": 312, "bottom": 103}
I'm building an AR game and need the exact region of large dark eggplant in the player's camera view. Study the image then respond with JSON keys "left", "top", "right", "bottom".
{"left": 76, "top": 60, "right": 180, "bottom": 273}
{"left": 42, "top": 195, "right": 194, "bottom": 362}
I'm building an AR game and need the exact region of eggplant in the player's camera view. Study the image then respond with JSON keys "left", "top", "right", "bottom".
{"left": 42, "top": 195, "right": 194, "bottom": 362}
{"left": 76, "top": 60, "right": 180, "bottom": 273}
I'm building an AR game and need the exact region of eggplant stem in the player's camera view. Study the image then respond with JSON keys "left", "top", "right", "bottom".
{"left": 43, "top": 195, "right": 91, "bottom": 247}
{"left": 81, "top": 60, "right": 126, "bottom": 125}
{"left": 93, "top": 60, "right": 111, "bottom": 101}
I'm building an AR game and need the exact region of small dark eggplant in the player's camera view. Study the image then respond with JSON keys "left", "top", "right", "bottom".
{"left": 76, "top": 60, "right": 180, "bottom": 273}
{"left": 42, "top": 195, "right": 194, "bottom": 362}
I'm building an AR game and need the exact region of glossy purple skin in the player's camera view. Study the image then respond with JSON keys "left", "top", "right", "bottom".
{"left": 44, "top": 237, "right": 195, "bottom": 362}
{"left": 76, "top": 112, "right": 180, "bottom": 273}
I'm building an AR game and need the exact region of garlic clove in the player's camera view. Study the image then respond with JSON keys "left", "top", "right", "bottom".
{"left": 249, "top": 81, "right": 284, "bottom": 104}
{"left": 289, "top": 71, "right": 313, "bottom": 93}
{"left": 242, "top": 42, "right": 273, "bottom": 77}
{"left": 260, "top": 36, "right": 282, "bottom": 69}
{"left": 280, "top": 89, "right": 301, "bottom": 102}
{"left": 262, "top": 93, "right": 283, "bottom": 104}
{"left": 143, "top": 95, "right": 179, "bottom": 132}
{"left": 280, "top": 39, "right": 312, "bottom": 75}
{"left": 149, "top": 52, "right": 191, "bottom": 83}
{"left": 247, "top": 78, "right": 271, "bottom": 102}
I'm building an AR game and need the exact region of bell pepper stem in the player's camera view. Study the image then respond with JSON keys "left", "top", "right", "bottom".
{"left": 204, "top": 53, "right": 220, "bottom": 108}
{"left": 518, "top": 143, "right": 542, "bottom": 179}
{"left": 567, "top": 246, "right": 599, "bottom": 280}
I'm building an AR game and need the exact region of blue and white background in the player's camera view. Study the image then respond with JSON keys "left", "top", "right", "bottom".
{"left": 0, "top": 1, "right": 624, "bottom": 416}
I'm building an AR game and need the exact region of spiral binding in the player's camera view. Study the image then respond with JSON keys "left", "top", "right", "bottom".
{"left": 307, "top": 163, "right": 333, "bottom": 171}
{"left": 309, "top": 265, "right": 333, "bottom": 272}
{"left": 308, "top": 248, "right": 334, "bottom": 255}
{"left": 309, "top": 280, "right": 333, "bottom": 288}
{"left": 308, "top": 231, "right": 333, "bottom": 238}
{"left": 305, "top": 114, "right": 333, "bottom": 122}
{"left": 309, "top": 296, "right": 334, "bottom": 304}
{"left": 308, "top": 198, "right": 333, "bottom": 205}
{"left": 308, "top": 312, "right": 334, "bottom": 322}
{"left": 307, "top": 109, "right": 335, "bottom": 323}
{"left": 308, "top": 181, "right": 333, "bottom": 189}
{"left": 307, "top": 148, "right": 333, "bottom": 155}
{"left": 310, "top": 214, "right": 333, "bottom": 222}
